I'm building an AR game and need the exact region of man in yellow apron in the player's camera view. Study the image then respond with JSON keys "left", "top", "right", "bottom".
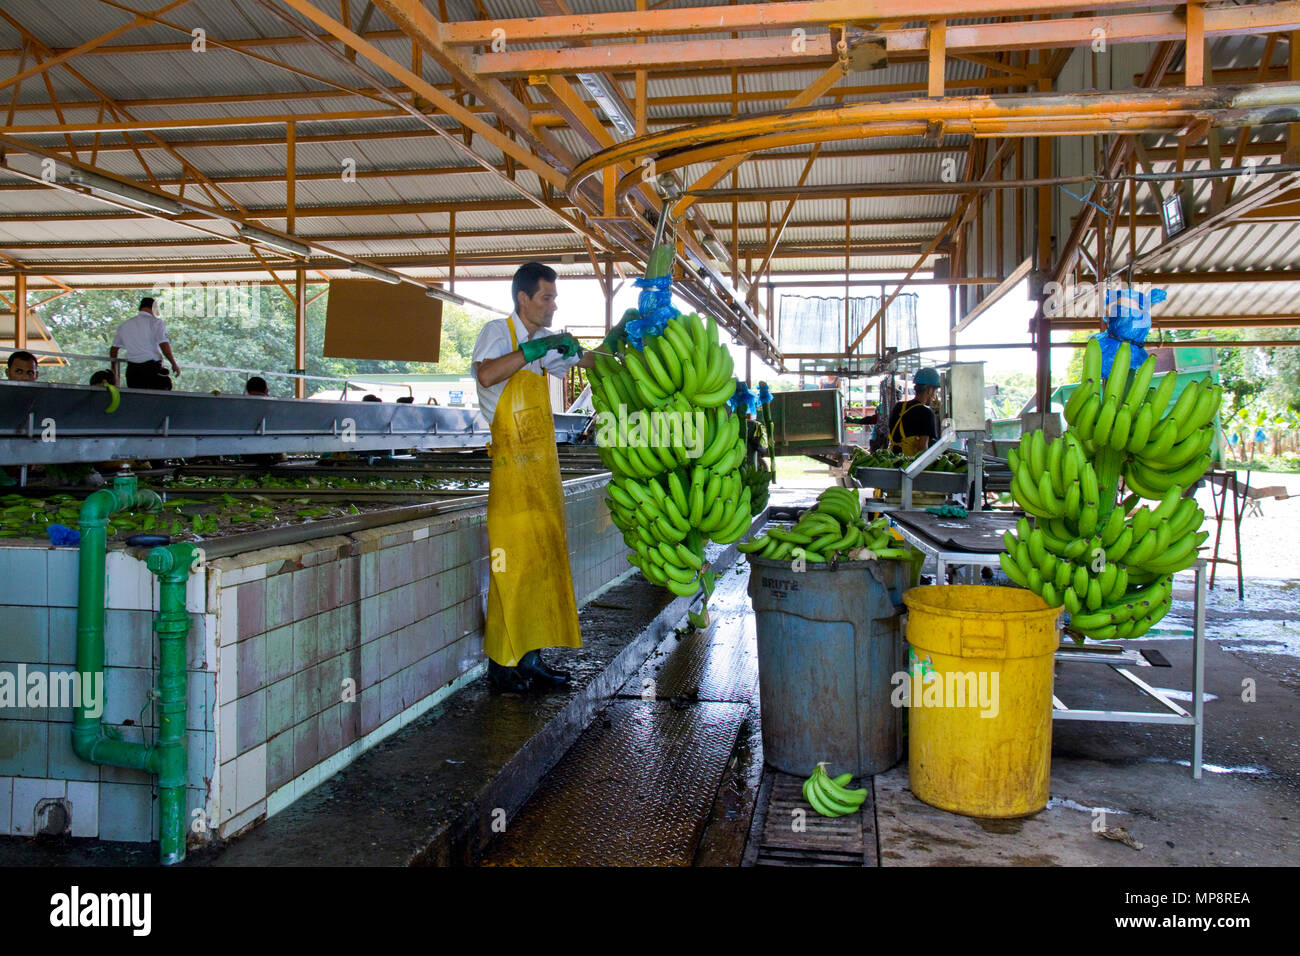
{"left": 471, "top": 262, "right": 612, "bottom": 692}
{"left": 887, "top": 368, "right": 942, "bottom": 456}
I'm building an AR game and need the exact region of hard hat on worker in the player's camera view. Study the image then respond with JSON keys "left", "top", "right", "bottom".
{"left": 914, "top": 368, "right": 941, "bottom": 388}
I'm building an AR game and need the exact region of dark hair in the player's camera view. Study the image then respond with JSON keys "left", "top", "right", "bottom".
{"left": 362, "top": 394, "right": 382, "bottom": 402}
{"left": 511, "top": 262, "right": 557, "bottom": 310}
{"left": 245, "top": 376, "right": 269, "bottom": 395}
{"left": 6, "top": 350, "right": 35, "bottom": 369}
{"left": 89, "top": 369, "right": 116, "bottom": 386}
{"left": 395, "top": 395, "right": 414, "bottom": 404}
{"left": 139, "top": 296, "right": 156, "bottom": 311}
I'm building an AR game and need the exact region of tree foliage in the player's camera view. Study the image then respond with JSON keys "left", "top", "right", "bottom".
{"left": 30, "top": 286, "right": 492, "bottom": 396}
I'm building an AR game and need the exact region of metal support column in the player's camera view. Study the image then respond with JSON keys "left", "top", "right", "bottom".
{"left": 14, "top": 273, "right": 27, "bottom": 350}
{"left": 294, "top": 270, "right": 307, "bottom": 399}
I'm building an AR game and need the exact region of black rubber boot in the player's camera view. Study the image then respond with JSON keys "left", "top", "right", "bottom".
{"left": 488, "top": 659, "right": 530, "bottom": 693}
{"left": 517, "top": 650, "right": 571, "bottom": 689}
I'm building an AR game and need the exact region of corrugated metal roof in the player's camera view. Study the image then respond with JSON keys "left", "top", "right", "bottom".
{"left": 0, "top": 0, "right": 1295, "bottom": 322}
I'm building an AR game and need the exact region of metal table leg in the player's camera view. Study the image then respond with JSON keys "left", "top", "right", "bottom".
{"left": 1193, "top": 562, "right": 1206, "bottom": 780}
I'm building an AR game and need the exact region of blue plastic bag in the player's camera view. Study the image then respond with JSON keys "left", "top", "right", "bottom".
{"left": 1093, "top": 285, "right": 1167, "bottom": 378}
{"left": 48, "top": 523, "right": 80, "bottom": 546}
{"left": 728, "top": 380, "right": 757, "bottom": 416}
{"left": 626, "top": 275, "right": 679, "bottom": 350}
{"left": 756, "top": 382, "right": 773, "bottom": 407}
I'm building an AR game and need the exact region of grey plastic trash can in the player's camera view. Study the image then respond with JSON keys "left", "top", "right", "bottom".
{"left": 746, "top": 555, "right": 911, "bottom": 777}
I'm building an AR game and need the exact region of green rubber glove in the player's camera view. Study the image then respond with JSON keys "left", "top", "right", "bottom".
{"left": 601, "top": 308, "right": 638, "bottom": 352}
{"left": 520, "top": 333, "right": 580, "bottom": 363}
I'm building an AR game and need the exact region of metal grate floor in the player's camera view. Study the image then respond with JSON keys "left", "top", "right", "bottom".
{"left": 479, "top": 565, "right": 759, "bottom": 867}
{"left": 748, "top": 772, "right": 879, "bottom": 867}
{"left": 478, "top": 699, "right": 748, "bottom": 866}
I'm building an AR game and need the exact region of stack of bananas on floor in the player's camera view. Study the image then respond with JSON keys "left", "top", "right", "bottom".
{"left": 802, "top": 764, "right": 867, "bottom": 818}
{"left": 590, "top": 311, "right": 751, "bottom": 597}
{"left": 737, "top": 486, "right": 908, "bottom": 562}
{"left": 999, "top": 337, "right": 1220, "bottom": 639}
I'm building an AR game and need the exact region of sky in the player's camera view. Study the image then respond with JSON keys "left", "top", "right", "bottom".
{"left": 460, "top": 273, "right": 1042, "bottom": 383}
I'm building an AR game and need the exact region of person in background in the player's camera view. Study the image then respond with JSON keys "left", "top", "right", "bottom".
{"left": 245, "top": 376, "right": 269, "bottom": 396}
{"left": 89, "top": 369, "right": 116, "bottom": 386}
{"left": 6, "top": 351, "right": 38, "bottom": 382}
{"left": 396, "top": 395, "right": 414, "bottom": 404}
{"left": 362, "top": 394, "right": 381, "bottom": 402}
{"left": 888, "top": 368, "right": 942, "bottom": 455}
{"left": 110, "top": 297, "right": 179, "bottom": 390}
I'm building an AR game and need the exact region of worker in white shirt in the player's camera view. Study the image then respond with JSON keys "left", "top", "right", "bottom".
{"left": 470, "top": 261, "right": 628, "bottom": 692}
{"left": 110, "top": 297, "right": 180, "bottom": 390}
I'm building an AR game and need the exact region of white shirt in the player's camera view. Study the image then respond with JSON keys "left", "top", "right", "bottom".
{"left": 112, "top": 311, "right": 170, "bottom": 363}
{"left": 471, "top": 313, "right": 580, "bottom": 425}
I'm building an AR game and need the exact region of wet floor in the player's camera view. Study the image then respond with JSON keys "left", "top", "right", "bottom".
{"left": 478, "top": 565, "right": 760, "bottom": 866}
{"left": 476, "top": 543, "right": 1300, "bottom": 867}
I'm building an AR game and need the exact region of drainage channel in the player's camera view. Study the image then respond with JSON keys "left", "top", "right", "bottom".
{"left": 477, "top": 564, "right": 761, "bottom": 867}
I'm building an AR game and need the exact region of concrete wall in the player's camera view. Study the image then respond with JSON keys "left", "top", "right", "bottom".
{"left": 0, "top": 478, "right": 627, "bottom": 844}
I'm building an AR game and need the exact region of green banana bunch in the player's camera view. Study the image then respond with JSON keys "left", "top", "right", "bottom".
{"left": 739, "top": 462, "right": 773, "bottom": 515}
{"left": 1063, "top": 337, "right": 1222, "bottom": 501}
{"left": 802, "top": 763, "right": 867, "bottom": 818}
{"left": 1003, "top": 337, "right": 1217, "bottom": 638}
{"left": 590, "top": 312, "right": 737, "bottom": 409}
{"left": 849, "top": 447, "right": 964, "bottom": 472}
{"left": 739, "top": 486, "right": 911, "bottom": 564}
{"left": 592, "top": 309, "right": 758, "bottom": 599}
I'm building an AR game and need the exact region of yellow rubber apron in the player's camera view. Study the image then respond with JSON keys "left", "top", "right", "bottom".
{"left": 482, "top": 321, "right": 582, "bottom": 667}
{"left": 890, "top": 400, "right": 927, "bottom": 456}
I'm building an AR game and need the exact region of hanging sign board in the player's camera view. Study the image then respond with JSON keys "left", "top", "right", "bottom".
{"left": 323, "top": 278, "right": 442, "bottom": 362}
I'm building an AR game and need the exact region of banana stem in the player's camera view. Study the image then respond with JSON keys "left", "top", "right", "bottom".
{"left": 1094, "top": 445, "right": 1124, "bottom": 522}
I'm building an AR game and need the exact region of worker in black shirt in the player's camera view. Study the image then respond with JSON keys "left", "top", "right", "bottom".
{"left": 888, "top": 368, "right": 942, "bottom": 455}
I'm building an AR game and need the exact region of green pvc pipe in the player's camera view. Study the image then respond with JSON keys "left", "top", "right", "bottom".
{"left": 72, "top": 475, "right": 196, "bottom": 865}
{"left": 146, "top": 541, "right": 199, "bottom": 866}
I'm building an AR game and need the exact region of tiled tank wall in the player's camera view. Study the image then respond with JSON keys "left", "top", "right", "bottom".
{"left": 0, "top": 478, "right": 626, "bottom": 844}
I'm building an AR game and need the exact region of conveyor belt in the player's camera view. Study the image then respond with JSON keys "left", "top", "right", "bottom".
{"left": 0, "top": 382, "right": 592, "bottom": 464}
{"left": 888, "top": 509, "right": 1020, "bottom": 554}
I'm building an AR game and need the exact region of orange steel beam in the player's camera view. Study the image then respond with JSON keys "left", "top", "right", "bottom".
{"left": 32, "top": 122, "right": 1268, "bottom": 164}
{"left": 366, "top": 0, "right": 581, "bottom": 176}
{"left": 14, "top": 273, "right": 26, "bottom": 349}
{"left": 0, "top": 109, "right": 420, "bottom": 136}
{"left": 668, "top": 63, "right": 850, "bottom": 220}
{"left": 1048, "top": 41, "right": 1175, "bottom": 289}
{"left": 849, "top": 138, "right": 1015, "bottom": 354}
{"left": 688, "top": 174, "right": 1107, "bottom": 200}
{"left": 745, "top": 144, "right": 822, "bottom": 306}
{"left": 1289, "top": 30, "right": 1300, "bottom": 164}
{"left": 444, "top": 1, "right": 1154, "bottom": 46}
{"left": 0, "top": 0, "right": 196, "bottom": 93}
{"left": 3, "top": 40, "right": 28, "bottom": 128}
{"left": 571, "top": 82, "right": 1300, "bottom": 205}
{"left": 1, "top": 12, "right": 252, "bottom": 215}
{"left": 0, "top": 217, "right": 955, "bottom": 249}
{"left": 472, "top": 3, "right": 1300, "bottom": 75}
{"left": 0, "top": 64, "right": 1027, "bottom": 120}
{"left": 2, "top": 242, "right": 936, "bottom": 275}
{"left": 1222, "top": 35, "right": 1281, "bottom": 205}
{"left": 928, "top": 20, "right": 946, "bottom": 99}
{"left": 247, "top": 0, "right": 612, "bottom": 253}
{"left": 31, "top": 46, "right": 81, "bottom": 160}
{"left": 256, "top": 0, "right": 567, "bottom": 188}
{"left": 1185, "top": 2, "right": 1206, "bottom": 87}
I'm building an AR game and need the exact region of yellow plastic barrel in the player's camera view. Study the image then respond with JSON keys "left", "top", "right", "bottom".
{"left": 902, "top": 585, "right": 1061, "bottom": 818}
